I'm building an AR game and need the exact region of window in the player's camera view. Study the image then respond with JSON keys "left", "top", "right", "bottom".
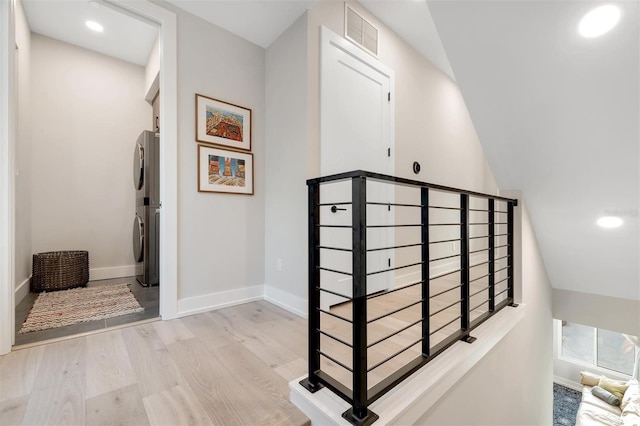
{"left": 561, "top": 321, "right": 638, "bottom": 376}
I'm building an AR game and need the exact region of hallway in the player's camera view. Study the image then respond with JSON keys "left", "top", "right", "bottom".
{"left": 2, "top": 300, "right": 309, "bottom": 425}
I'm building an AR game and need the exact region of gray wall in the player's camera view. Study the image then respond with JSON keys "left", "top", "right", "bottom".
{"left": 14, "top": 0, "right": 30, "bottom": 301}
{"left": 264, "top": 13, "right": 309, "bottom": 312}
{"left": 29, "top": 34, "right": 150, "bottom": 279}
{"left": 553, "top": 289, "right": 640, "bottom": 386}
{"left": 263, "top": 5, "right": 554, "bottom": 423}
{"left": 160, "top": 2, "right": 266, "bottom": 300}
{"left": 418, "top": 196, "right": 553, "bottom": 425}
{"left": 553, "top": 289, "right": 640, "bottom": 337}
{"left": 262, "top": 0, "right": 502, "bottom": 310}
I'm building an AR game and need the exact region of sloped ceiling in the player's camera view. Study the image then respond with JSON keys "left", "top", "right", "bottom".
{"left": 22, "top": 0, "right": 157, "bottom": 66}
{"left": 165, "top": 0, "right": 319, "bottom": 48}
{"left": 19, "top": 0, "right": 638, "bottom": 300}
{"left": 359, "top": 0, "right": 455, "bottom": 80}
{"left": 427, "top": 0, "right": 639, "bottom": 300}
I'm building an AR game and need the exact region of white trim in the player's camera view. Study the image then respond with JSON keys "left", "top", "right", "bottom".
{"left": 395, "top": 258, "right": 486, "bottom": 289}
{"left": 557, "top": 353, "right": 632, "bottom": 381}
{"left": 145, "top": 72, "right": 159, "bottom": 103}
{"left": 320, "top": 26, "right": 396, "bottom": 305}
{"left": 0, "top": 0, "right": 178, "bottom": 354}
{"left": 555, "top": 319, "right": 633, "bottom": 381}
{"left": 393, "top": 271, "right": 421, "bottom": 289}
{"left": 430, "top": 260, "right": 459, "bottom": 279}
{"left": 90, "top": 265, "right": 143, "bottom": 281}
{"left": 264, "top": 285, "right": 308, "bottom": 319}
{"left": 291, "top": 304, "right": 526, "bottom": 425}
{"left": 14, "top": 276, "right": 29, "bottom": 307}
{"left": 553, "top": 375, "right": 582, "bottom": 392}
{"left": 176, "top": 285, "right": 265, "bottom": 318}
{"left": 0, "top": 0, "right": 15, "bottom": 355}
{"left": 106, "top": 0, "right": 178, "bottom": 321}
{"left": 13, "top": 265, "right": 143, "bottom": 306}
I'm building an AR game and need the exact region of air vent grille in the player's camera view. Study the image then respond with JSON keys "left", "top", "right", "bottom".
{"left": 345, "top": 5, "right": 378, "bottom": 56}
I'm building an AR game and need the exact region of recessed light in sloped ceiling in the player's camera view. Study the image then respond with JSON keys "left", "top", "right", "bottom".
{"left": 22, "top": 0, "right": 158, "bottom": 66}
{"left": 85, "top": 20, "right": 104, "bottom": 33}
{"left": 597, "top": 216, "right": 624, "bottom": 228}
{"left": 579, "top": 4, "right": 621, "bottom": 38}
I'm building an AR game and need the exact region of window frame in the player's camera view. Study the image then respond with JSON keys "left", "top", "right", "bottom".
{"left": 556, "top": 320, "right": 638, "bottom": 379}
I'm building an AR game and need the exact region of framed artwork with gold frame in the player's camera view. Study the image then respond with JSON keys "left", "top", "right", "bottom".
{"left": 197, "top": 144, "right": 253, "bottom": 195}
{"left": 195, "top": 94, "right": 251, "bottom": 151}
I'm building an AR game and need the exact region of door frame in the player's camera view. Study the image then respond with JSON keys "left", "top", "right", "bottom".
{"left": 320, "top": 26, "right": 395, "bottom": 166}
{"left": 0, "top": 0, "right": 15, "bottom": 355}
{"left": 319, "top": 26, "right": 396, "bottom": 308}
{"left": 0, "top": 0, "right": 178, "bottom": 354}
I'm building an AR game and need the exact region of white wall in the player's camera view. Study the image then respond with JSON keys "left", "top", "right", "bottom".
{"left": 265, "top": 9, "right": 553, "bottom": 423}
{"left": 154, "top": 1, "right": 266, "bottom": 303}
{"left": 30, "top": 34, "right": 150, "bottom": 279}
{"left": 144, "top": 34, "right": 159, "bottom": 101}
{"left": 14, "top": 0, "right": 31, "bottom": 302}
{"left": 264, "top": 14, "right": 309, "bottom": 314}
{"left": 552, "top": 290, "right": 640, "bottom": 387}
{"left": 553, "top": 289, "right": 640, "bottom": 337}
{"left": 417, "top": 195, "right": 553, "bottom": 425}
{"left": 1, "top": 0, "right": 15, "bottom": 354}
{"left": 262, "top": 0, "right": 500, "bottom": 312}
{"left": 306, "top": 1, "right": 497, "bottom": 190}
{"left": 552, "top": 319, "right": 632, "bottom": 389}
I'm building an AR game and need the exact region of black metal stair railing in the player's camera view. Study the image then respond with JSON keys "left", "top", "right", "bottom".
{"left": 300, "top": 170, "right": 518, "bottom": 425}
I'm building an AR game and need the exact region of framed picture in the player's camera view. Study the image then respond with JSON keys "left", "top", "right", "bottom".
{"left": 198, "top": 145, "right": 253, "bottom": 195}
{"left": 196, "top": 94, "right": 251, "bottom": 151}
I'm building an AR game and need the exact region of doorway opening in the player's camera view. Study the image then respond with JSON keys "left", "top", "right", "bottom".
{"left": 2, "top": 0, "right": 178, "bottom": 352}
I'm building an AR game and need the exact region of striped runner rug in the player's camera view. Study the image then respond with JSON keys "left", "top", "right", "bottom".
{"left": 19, "top": 283, "right": 144, "bottom": 333}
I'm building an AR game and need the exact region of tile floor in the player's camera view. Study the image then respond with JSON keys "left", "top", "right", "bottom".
{"left": 14, "top": 277, "right": 159, "bottom": 347}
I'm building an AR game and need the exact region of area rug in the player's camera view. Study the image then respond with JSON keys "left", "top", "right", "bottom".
{"left": 553, "top": 383, "right": 582, "bottom": 426}
{"left": 19, "top": 283, "right": 144, "bottom": 333}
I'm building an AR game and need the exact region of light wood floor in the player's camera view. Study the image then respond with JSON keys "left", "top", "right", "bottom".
{"left": 318, "top": 270, "right": 509, "bottom": 390}
{"left": 1, "top": 301, "right": 310, "bottom": 426}
{"left": 1, "top": 276, "right": 508, "bottom": 425}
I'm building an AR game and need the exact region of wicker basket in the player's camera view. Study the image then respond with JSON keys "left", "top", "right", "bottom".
{"left": 31, "top": 251, "right": 89, "bottom": 292}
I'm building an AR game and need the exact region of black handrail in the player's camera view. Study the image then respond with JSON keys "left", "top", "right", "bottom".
{"left": 300, "top": 170, "right": 518, "bottom": 425}
{"left": 306, "top": 170, "right": 519, "bottom": 205}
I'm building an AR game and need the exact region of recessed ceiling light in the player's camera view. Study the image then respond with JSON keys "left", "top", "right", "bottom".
{"left": 597, "top": 216, "right": 623, "bottom": 228}
{"left": 579, "top": 5, "right": 621, "bottom": 38}
{"left": 86, "top": 20, "right": 104, "bottom": 33}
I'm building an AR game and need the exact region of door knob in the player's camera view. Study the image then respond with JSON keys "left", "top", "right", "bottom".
{"left": 331, "top": 205, "right": 347, "bottom": 213}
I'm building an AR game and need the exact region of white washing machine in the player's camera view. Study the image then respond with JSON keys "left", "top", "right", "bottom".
{"left": 133, "top": 130, "right": 160, "bottom": 286}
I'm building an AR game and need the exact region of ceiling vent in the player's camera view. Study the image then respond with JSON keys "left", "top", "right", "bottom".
{"left": 344, "top": 5, "right": 378, "bottom": 57}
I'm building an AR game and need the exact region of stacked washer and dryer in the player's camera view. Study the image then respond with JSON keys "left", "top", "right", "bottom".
{"left": 132, "top": 130, "right": 160, "bottom": 286}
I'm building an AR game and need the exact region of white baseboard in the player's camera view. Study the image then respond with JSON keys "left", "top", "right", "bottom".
{"left": 396, "top": 255, "right": 489, "bottom": 288}
{"left": 394, "top": 270, "right": 421, "bottom": 288}
{"left": 554, "top": 375, "right": 582, "bottom": 392}
{"left": 90, "top": 265, "right": 142, "bottom": 281}
{"left": 14, "top": 277, "right": 30, "bottom": 306}
{"left": 264, "top": 285, "right": 308, "bottom": 318}
{"left": 430, "top": 260, "right": 458, "bottom": 278}
{"left": 176, "top": 285, "right": 265, "bottom": 318}
{"left": 394, "top": 261, "right": 457, "bottom": 288}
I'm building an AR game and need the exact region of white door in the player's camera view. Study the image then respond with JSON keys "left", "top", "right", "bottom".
{"left": 320, "top": 27, "right": 395, "bottom": 310}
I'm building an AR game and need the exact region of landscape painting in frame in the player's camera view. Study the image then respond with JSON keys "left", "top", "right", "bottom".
{"left": 198, "top": 145, "right": 253, "bottom": 195}
{"left": 196, "top": 94, "right": 251, "bottom": 151}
